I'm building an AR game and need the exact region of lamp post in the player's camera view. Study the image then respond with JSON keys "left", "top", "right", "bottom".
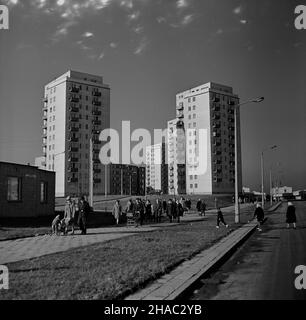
{"left": 234, "top": 97, "right": 264, "bottom": 223}
{"left": 261, "top": 145, "right": 277, "bottom": 208}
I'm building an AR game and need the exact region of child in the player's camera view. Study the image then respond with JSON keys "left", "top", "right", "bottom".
{"left": 216, "top": 208, "right": 228, "bottom": 229}
{"left": 51, "top": 215, "right": 61, "bottom": 235}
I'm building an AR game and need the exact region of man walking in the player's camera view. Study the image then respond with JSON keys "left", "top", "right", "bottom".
{"left": 216, "top": 208, "right": 228, "bottom": 229}
{"left": 112, "top": 200, "right": 122, "bottom": 225}
{"left": 78, "top": 196, "right": 90, "bottom": 235}
{"left": 253, "top": 203, "right": 265, "bottom": 231}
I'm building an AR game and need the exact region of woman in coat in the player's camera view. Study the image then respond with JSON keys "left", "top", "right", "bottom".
{"left": 286, "top": 202, "right": 297, "bottom": 229}
{"left": 253, "top": 203, "right": 265, "bottom": 231}
{"left": 112, "top": 200, "right": 122, "bottom": 225}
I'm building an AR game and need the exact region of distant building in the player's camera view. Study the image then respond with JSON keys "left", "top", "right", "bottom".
{"left": 242, "top": 186, "right": 251, "bottom": 193}
{"left": 39, "top": 70, "right": 110, "bottom": 197}
{"left": 293, "top": 190, "right": 306, "bottom": 200}
{"left": 271, "top": 186, "right": 293, "bottom": 200}
{"left": 107, "top": 164, "right": 145, "bottom": 196}
{"left": 169, "top": 82, "right": 242, "bottom": 195}
{"left": 145, "top": 143, "right": 168, "bottom": 194}
{"left": 0, "top": 162, "right": 55, "bottom": 217}
{"left": 168, "top": 119, "right": 186, "bottom": 195}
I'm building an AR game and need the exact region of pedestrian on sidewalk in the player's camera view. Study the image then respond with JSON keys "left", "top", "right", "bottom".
{"left": 200, "top": 200, "right": 206, "bottom": 216}
{"left": 253, "top": 203, "right": 265, "bottom": 231}
{"left": 112, "top": 200, "right": 122, "bottom": 225}
{"left": 78, "top": 196, "right": 90, "bottom": 235}
{"left": 51, "top": 214, "right": 61, "bottom": 235}
{"left": 196, "top": 199, "right": 202, "bottom": 215}
{"left": 216, "top": 208, "right": 228, "bottom": 228}
{"left": 64, "top": 196, "right": 76, "bottom": 235}
{"left": 286, "top": 202, "right": 297, "bottom": 229}
{"left": 167, "top": 198, "right": 174, "bottom": 222}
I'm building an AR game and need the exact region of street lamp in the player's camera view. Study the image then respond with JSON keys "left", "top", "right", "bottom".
{"left": 261, "top": 145, "right": 277, "bottom": 208}
{"left": 234, "top": 97, "right": 264, "bottom": 223}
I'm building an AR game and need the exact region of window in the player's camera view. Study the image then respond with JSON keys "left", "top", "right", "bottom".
{"left": 193, "top": 97, "right": 196, "bottom": 102}
{"left": 195, "top": 183, "right": 198, "bottom": 188}
{"left": 7, "top": 177, "right": 22, "bottom": 201}
{"left": 190, "top": 184, "right": 193, "bottom": 188}
{"left": 193, "top": 105, "right": 196, "bottom": 110}
{"left": 40, "top": 181, "right": 48, "bottom": 203}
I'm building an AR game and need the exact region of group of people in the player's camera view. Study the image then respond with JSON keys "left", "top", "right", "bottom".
{"left": 112, "top": 197, "right": 189, "bottom": 227}
{"left": 51, "top": 196, "right": 91, "bottom": 236}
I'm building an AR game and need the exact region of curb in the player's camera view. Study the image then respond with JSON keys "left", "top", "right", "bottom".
{"left": 125, "top": 221, "right": 258, "bottom": 300}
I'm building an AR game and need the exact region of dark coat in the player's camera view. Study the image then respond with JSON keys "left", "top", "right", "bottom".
{"left": 196, "top": 200, "right": 201, "bottom": 211}
{"left": 286, "top": 205, "right": 296, "bottom": 223}
{"left": 254, "top": 207, "right": 264, "bottom": 222}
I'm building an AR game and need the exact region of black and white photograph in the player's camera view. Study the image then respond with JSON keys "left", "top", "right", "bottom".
{"left": 0, "top": 0, "right": 305, "bottom": 312}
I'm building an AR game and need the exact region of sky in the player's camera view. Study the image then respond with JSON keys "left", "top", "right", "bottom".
{"left": 0, "top": 0, "right": 305, "bottom": 192}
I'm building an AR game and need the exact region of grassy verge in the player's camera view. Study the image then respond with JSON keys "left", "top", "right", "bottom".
{"left": 0, "top": 227, "right": 50, "bottom": 241}
{"left": 0, "top": 207, "right": 254, "bottom": 300}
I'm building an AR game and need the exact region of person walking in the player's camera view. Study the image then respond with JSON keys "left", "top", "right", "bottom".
{"left": 196, "top": 199, "right": 202, "bottom": 215}
{"left": 145, "top": 199, "right": 152, "bottom": 222}
{"left": 176, "top": 199, "right": 184, "bottom": 223}
{"left": 63, "top": 195, "right": 76, "bottom": 235}
{"left": 167, "top": 198, "right": 174, "bottom": 223}
{"left": 286, "top": 202, "right": 297, "bottom": 229}
{"left": 253, "top": 203, "right": 265, "bottom": 231}
{"left": 216, "top": 208, "right": 228, "bottom": 228}
{"left": 112, "top": 200, "right": 122, "bottom": 225}
{"left": 78, "top": 196, "right": 90, "bottom": 235}
{"left": 134, "top": 198, "right": 144, "bottom": 227}
{"left": 162, "top": 199, "right": 167, "bottom": 215}
{"left": 200, "top": 200, "right": 206, "bottom": 216}
{"left": 153, "top": 198, "right": 163, "bottom": 223}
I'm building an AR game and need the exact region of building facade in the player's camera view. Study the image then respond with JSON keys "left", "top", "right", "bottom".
{"left": 0, "top": 162, "right": 55, "bottom": 217}
{"left": 171, "top": 82, "right": 242, "bottom": 195}
{"left": 145, "top": 143, "right": 168, "bottom": 194}
{"left": 107, "top": 164, "right": 145, "bottom": 196}
{"left": 167, "top": 119, "right": 186, "bottom": 195}
{"left": 40, "top": 70, "right": 110, "bottom": 197}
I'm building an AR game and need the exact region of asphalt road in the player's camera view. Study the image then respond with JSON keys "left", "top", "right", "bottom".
{"left": 190, "top": 201, "right": 306, "bottom": 300}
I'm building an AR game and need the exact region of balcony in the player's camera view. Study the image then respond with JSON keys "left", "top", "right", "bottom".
{"left": 229, "top": 135, "right": 235, "bottom": 140}
{"left": 212, "top": 97, "right": 220, "bottom": 103}
{"left": 93, "top": 91, "right": 101, "bottom": 97}
{"left": 94, "top": 168, "right": 101, "bottom": 173}
{"left": 92, "top": 120, "right": 102, "bottom": 126}
{"left": 228, "top": 109, "right": 234, "bottom": 115}
{"left": 68, "top": 146, "right": 78, "bottom": 152}
{"left": 43, "top": 97, "right": 48, "bottom": 103}
{"left": 43, "top": 113, "right": 48, "bottom": 120}
{"left": 213, "top": 169, "right": 222, "bottom": 174}
{"left": 177, "top": 104, "right": 184, "bottom": 111}
{"left": 68, "top": 126, "right": 79, "bottom": 132}
{"left": 42, "top": 131, "right": 47, "bottom": 138}
{"left": 68, "top": 167, "right": 78, "bottom": 173}
{"left": 92, "top": 109, "right": 101, "bottom": 116}
{"left": 177, "top": 111, "right": 184, "bottom": 119}
{"left": 213, "top": 151, "right": 222, "bottom": 156}
{"left": 69, "top": 97, "right": 79, "bottom": 103}
{"left": 212, "top": 105, "right": 220, "bottom": 112}
{"left": 70, "top": 86, "right": 80, "bottom": 93}
{"left": 69, "top": 106, "right": 79, "bottom": 113}
{"left": 229, "top": 161, "right": 235, "bottom": 166}
{"left": 68, "top": 177, "right": 78, "bottom": 183}
{"left": 69, "top": 116, "right": 79, "bottom": 123}
{"left": 93, "top": 158, "right": 100, "bottom": 164}
{"left": 212, "top": 123, "right": 221, "bottom": 129}
{"left": 212, "top": 132, "right": 220, "bottom": 137}
{"left": 94, "top": 178, "right": 101, "bottom": 183}
{"left": 228, "top": 117, "right": 234, "bottom": 123}
{"left": 228, "top": 126, "right": 234, "bottom": 131}
{"left": 212, "top": 114, "right": 220, "bottom": 120}
{"left": 92, "top": 100, "right": 101, "bottom": 106}
{"left": 68, "top": 157, "right": 78, "bottom": 163}
{"left": 213, "top": 178, "right": 222, "bottom": 183}
{"left": 68, "top": 136, "right": 79, "bottom": 143}
{"left": 93, "top": 148, "right": 100, "bottom": 154}
{"left": 42, "top": 138, "right": 47, "bottom": 146}
{"left": 228, "top": 101, "right": 235, "bottom": 106}
{"left": 176, "top": 120, "right": 184, "bottom": 129}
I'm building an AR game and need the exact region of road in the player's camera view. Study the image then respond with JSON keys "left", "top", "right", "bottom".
{"left": 190, "top": 201, "right": 306, "bottom": 300}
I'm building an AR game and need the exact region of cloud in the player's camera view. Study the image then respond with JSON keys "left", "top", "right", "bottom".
{"left": 110, "top": 42, "right": 119, "bottom": 48}
{"left": 134, "top": 37, "right": 148, "bottom": 55}
{"left": 176, "top": 0, "right": 189, "bottom": 9}
{"left": 181, "top": 14, "right": 194, "bottom": 26}
{"left": 233, "top": 6, "right": 242, "bottom": 15}
{"left": 240, "top": 19, "right": 247, "bottom": 24}
{"left": 128, "top": 10, "right": 140, "bottom": 21}
{"left": 98, "top": 52, "right": 105, "bottom": 60}
{"left": 83, "top": 31, "right": 94, "bottom": 37}
{"left": 133, "top": 25, "right": 144, "bottom": 34}
{"left": 156, "top": 16, "right": 166, "bottom": 24}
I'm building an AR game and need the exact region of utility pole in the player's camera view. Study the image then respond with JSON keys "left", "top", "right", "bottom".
{"left": 261, "top": 151, "right": 264, "bottom": 208}
{"left": 89, "top": 137, "right": 93, "bottom": 208}
{"left": 121, "top": 167, "right": 123, "bottom": 195}
{"left": 105, "top": 163, "right": 107, "bottom": 198}
{"left": 269, "top": 169, "right": 273, "bottom": 206}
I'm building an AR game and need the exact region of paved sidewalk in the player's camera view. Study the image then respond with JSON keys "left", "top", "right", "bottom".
{"left": 0, "top": 203, "right": 253, "bottom": 265}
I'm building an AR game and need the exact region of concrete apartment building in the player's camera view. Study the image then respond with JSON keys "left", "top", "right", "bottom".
{"left": 168, "top": 119, "right": 186, "bottom": 195}
{"left": 170, "top": 82, "right": 242, "bottom": 195}
{"left": 107, "top": 164, "right": 146, "bottom": 196}
{"left": 145, "top": 143, "right": 168, "bottom": 194}
{"left": 0, "top": 162, "right": 55, "bottom": 217}
{"left": 40, "top": 70, "right": 110, "bottom": 197}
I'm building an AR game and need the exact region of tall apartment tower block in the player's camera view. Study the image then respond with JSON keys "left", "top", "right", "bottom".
{"left": 145, "top": 143, "right": 168, "bottom": 194}
{"left": 170, "top": 82, "right": 242, "bottom": 194}
{"left": 41, "top": 70, "right": 110, "bottom": 197}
